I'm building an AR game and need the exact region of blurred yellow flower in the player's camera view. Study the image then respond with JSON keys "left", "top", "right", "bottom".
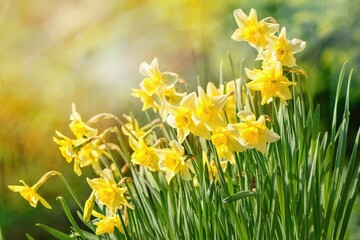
{"left": 131, "top": 88, "right": 159, "bottom": 112}
{"left": 246, "top": 61, "right": 295, "bottom": 105}
{"left": 92, "top": 211, "right": 124, "bottom": 235}
{"left": 157, "top": 140, "right": 193, "bottom": 184}
{"left": 87, "top": 169, "right": 133, "bottom": 213}
{"left": 231, "top": 8, "right": 279, "bottom": 50}
{"left": 139, "top": 57, "right": 178, "bottom": 95}
{"left": 69, "top": 103, "right": 98, "bottom": 139}
{"left": 230, "top": 110, "right": 280, "bottom": 153}
{"left": 131, "top": 137, "right": 160, "bottom": 171}
{"left": 8, "top": 171, "right": 60, "bottom": 209}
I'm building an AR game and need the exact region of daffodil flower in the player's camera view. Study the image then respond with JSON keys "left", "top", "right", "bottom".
{"left": 131, "top": 137, "right": 160, "bottom": 171}
{"left": 8, "top": 171, "right": 60, "bottom": 209}
{"left": 211, "top": 126, "right": 245, "bottom": 163}
{"left": 246, "top": 61, "right": 296, "bottom": 105}
{"left": 268, "top": 27, "right": 306, "bottom": 67}
{"left": 139, "top": 57, "right": 178, "bottom": 95}
{"left": 166, "top": 92, "right": 210, "bottom": 143}
{"left": 157, "top": 140, "right": 193, "bottom": 184}
{"left": 92, "top": 211, "right": 124, "bottom": 235}
{"left": 195, "top": 85, "right": 228, "bottom": 131}
{"left": 131, "top": 88, "right": 159, "bottom": 112}
{"left": 69, "top": 103, "right": 98, "bottom": 139}
{"left": 87, "top": 169, "right": 133, "bottom": 214}
{"left": 230, "top": 110, "right": 280, "bottom": 153}
{"left": 231, "top": 8, "right": 279, "bottom": 51}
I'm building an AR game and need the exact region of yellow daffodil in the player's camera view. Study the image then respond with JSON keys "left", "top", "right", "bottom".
{"left": 246, "top": 61, "right": 296, "bottom": 105}
{"left": 131, "top": 88, "right": 159, "bottom": 112}
{"left": 8, "top": 171, "right": 60, "bottom": 209}
{"left": 166, "top": 92, "right": 210, "bottom": 143}
{"left": 83, "top": 191, "right": 95, "bottom": 222}
{"left": 157, "top": 140, "right": 193, "bottom": 184}
{"left": 230, "top": 110, "right": 280, "bottom": 153}
{"left": 92, "top": 211, "right": 124, "bottom": 235}
{"left": 139, "top": 57, "right": 178, "bottom": 95}
{"left": 87, "top": 169, "right": 134, "bottom": 213}
{"left": 157, "top": 85, "right": 186, "bottom": 121}
{"left": 195, "top": 85, "right": 228, "bottom": 131}
{"left": 69, "top": 103, "right": 98, "bottom": 139}
{"left": 53, "top": 131, "right": 83, "bottom": 176}
{"left": 231, "top": 8, "right": 279, "bottom": 51}
{"left": 131, "top": 137, "right": 160, "bottom": 171}
{"left": 211, "top": 126, "right": 245, "bottom": 163}
{"left": 77, "top": 141, "right": 103, "bottom": 175}
{"left": 268, "top": 27, "right": 306, "bottom": 66}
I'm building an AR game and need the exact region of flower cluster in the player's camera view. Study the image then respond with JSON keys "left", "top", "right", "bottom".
{"left": 232, "top": 8, "right": 306, "bottom": 104}
{"left": 7, "top": 8, "right": 308, "bottom": 238}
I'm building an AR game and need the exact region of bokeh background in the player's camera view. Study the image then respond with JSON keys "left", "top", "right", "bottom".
{"left": 1, "top": 0, "right": 359, "bottom": 239}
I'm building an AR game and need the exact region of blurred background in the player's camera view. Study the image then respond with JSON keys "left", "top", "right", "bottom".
{"left": 0, "top": 0, "right": 359, "bottom": 239}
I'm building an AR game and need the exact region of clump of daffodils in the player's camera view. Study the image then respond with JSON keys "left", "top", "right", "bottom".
{"left": 8, "top": 8, "right": 360, "bottom": 240}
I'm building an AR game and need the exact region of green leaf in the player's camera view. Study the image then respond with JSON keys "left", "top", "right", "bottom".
{"left": 223, "top": 190, "right": 257, "bottom": 204}
{"left": 56, "top": 196, "right": 87, "bottom": 240}
{"left": 25, "top": 234, "right": 36, "bottom": 240}
{"left": 36, "top": 224, "right": 73, "bottom": 240}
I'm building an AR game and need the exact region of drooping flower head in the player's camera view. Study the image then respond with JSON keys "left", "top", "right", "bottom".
{"left": 231, "top": 8, "right": 279, "bottom": 51}
{"left": 8, "top": 171, "right": 60, "bottom": 209}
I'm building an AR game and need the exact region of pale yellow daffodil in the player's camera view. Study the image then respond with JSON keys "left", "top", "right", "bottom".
{"left": 131, "top": 88, "right": 159, "bottom": 112}
{"left": 246, "top": 61, "right": 296, "bottom": 105}
{"left": 230, "top": 110, "right": 280, "bottom": 153}
{"left": 231, "top": 8, "right": 279, "bottom": 51}
{"left": 139, "top": 57, "right": 178, "bottom": 95}
{"left": 157, "top": 140, "right": 193, "bottom": 184}
{"left": 268, "top": 27, "right": 306, "bottom": 66}
{"left": 8, "top": 171, "right": 60, "bottom": 209}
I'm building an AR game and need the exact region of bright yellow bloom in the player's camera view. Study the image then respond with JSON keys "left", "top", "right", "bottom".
{"left": 157, "top": 85, "right": 186, "bottom": 121}
{"left": 230, "top": 110, "right": 280, "bottom": 153}
{"left": 166, "top": 92, "right": 210, "bottom": 143}
{"left": 211, "top": 126, "right": 245, "bottom": 163}
{"left": 8, "top": 171, "right": 60, "bottom": 209}
{"left": 246, "top": 61, "right": 296, "bottom": 105}
{"left": 157, "top": 140, "right": 193, "bottom": 184}
{"left": 139, "top": 57, "right": 178, "bottom": 95}
{"left": 83, "top": 191, "right": 95, "bottom": 222}
{"left": 69, "top": 103, "right": 98, "bottom": 139}
{"left": 231, "top": 8, "right": 279, "bottom": 50}
{"left": 131, "top": 88, "right": 159, "bottom": 112}
{"left": 268, "top": 27, "right": 306, "bottom": 66}
{"left": 92, "top": 211, "right": 124, "bottom": 235}
{"left": 87, "top": 169, "right": 133, "bottom": 213}
{"left": 195, "top": 85, "right": 228, "bottom": 131}
{"left": 53, "top": 131, "right": 102, "bottom": 176}
{"left": 77, "top": 141, "right": 103, "bottom": 175}
{"left": 131, "top": 137, "right": 160, "bottom": 171}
